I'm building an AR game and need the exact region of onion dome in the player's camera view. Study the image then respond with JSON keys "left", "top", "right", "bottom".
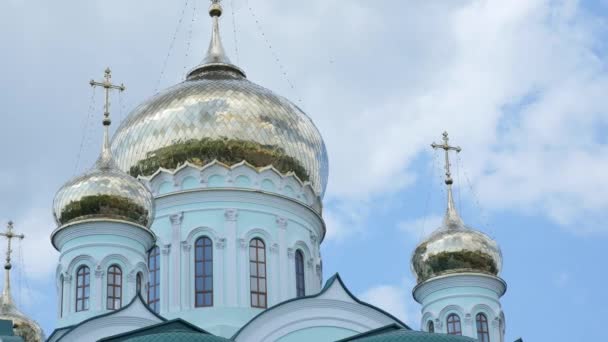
{"left": 111, "top": 1, "right": 329, "bottom": 196}
{"left": 0, "top": 222, "right": 44, "bottom": 342}
{"left": 411, "top": 133, "right": 502, "bottom": 284}
{"left": 53, "top": 74, "right": 155, "bottom": 228}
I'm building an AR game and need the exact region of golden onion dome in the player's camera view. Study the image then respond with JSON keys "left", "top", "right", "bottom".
{"left": 54, "top": 92, "right": 155, "bottom": 228}
{"left": 411, "top": 132, "right": 502, "bottom": 284}
{"left": 110, "top": 2, "right": 329, "bottom": 196}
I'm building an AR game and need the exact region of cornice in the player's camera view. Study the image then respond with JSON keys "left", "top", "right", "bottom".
{"left": 51, "top": 219, "right": 156, "bottom": 251}
{"left": 413, "top": 273, "right": 507, "bottom": 304}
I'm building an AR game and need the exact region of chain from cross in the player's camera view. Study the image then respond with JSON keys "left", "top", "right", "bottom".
{"left": 0, "top": 221, "right": 24, "bottom": 270}
{"left": 431, "top": 131, "right": 462, "bottom": 185}
{"left": 90, "top": 68, "right": 126, "bottom": 126}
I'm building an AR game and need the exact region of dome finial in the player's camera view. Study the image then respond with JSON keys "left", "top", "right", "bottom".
{"left": 0, "top": 221, "right": 24, "bottom": 306}
{"left": 90, "top": 68, "right": 126, "bottom": 168}
{"left": 431, "top": 131, "right": 463, "bottom": 228}
{"left": 187, "top": 0, "right": 245, "bottom": 79}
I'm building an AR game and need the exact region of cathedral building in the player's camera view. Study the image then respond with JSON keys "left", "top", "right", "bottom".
{"left": 0, "top": 1, "right": 515, "bottom": 341}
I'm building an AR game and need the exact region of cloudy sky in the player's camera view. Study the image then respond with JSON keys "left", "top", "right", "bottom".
{"left": 1, "top": 0, "right": 607, "bottom": 340}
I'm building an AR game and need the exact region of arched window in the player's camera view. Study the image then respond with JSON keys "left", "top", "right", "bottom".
{"left": 476, "top": 313, "right": 490, "bottom": 342}
{"left": 59, "top": 275, "right": 64, "bottom": 318}
{"left": 106, "top": 265, "right": 122, "bottom": 310}
{"left": 427, "top": 320, "right": 434, "bottom": 333}
{"left": 295, "top": 250, "right": 305, "bottom": 297}
{"left": 75, "top": 266, "right": 90, "bottom": 312}
{"left": 148, "top": 246, "right": 160, "bottom": 313}
{"left": 195, "top": 236, "right": 213, "bottom": 307}
{"left": 447, "top": 314, "right": 462, "bottom": 335}
{"left": 249, "top": 238, "right": 267, "bottom": 308}
{"left": 136, "top": 272, "right": 143, "bottom": 294}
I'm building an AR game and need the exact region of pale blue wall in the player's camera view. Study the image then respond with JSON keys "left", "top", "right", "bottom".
{"left": 277, "top": 326, "right": 357, "bottom": 342}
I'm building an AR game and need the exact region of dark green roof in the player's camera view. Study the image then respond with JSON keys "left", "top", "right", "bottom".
{"left": 98, "top": 319, "right": 230, "bottom": 342}
{"left": 337, "top": 324, "right": 477, "bottom": 342}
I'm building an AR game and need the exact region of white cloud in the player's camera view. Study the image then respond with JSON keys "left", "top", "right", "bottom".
{"left": 359, "top": 278, "right": 421, "bottom": 328}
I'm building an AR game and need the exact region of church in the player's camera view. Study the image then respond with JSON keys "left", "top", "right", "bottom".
{"left": 0, "top": 1, "right": 517, "bottom": 341}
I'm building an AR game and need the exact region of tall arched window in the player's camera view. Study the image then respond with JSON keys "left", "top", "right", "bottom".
{"left": 427, "top": 320, "right": 434, "bottom": 333}
{"left": 136, "top": 272, "right": 143, "bottom": 294}
{"left": 447, "top": 314, "right": 462, "bottom": 335}
{"left": 249, "top": 238, "right": 267, "bottom": 308}
{"left": 148, "top": 246, "right": 160, "bottom": 313}
{"left": 59, "top": 275, "right": 64, "bottom": 318}
{"left": 75, "top": 266, "right": 90, "bottom": 312}
{"left": 195, "top": 236, "right": 213, "bottom": 307}
{"left": 295, "top": 250, "right": 305, "bottom": 297}
{"left": 106, "top": 265, "right": 122, "bottom": 310}
{"left": 476, "top": 313, "right": 490, "bottom": 342}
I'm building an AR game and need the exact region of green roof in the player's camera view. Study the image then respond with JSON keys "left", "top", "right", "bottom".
{"left": 98, "top": 319, "right": 231, "bottom": 342}
{"left": 336, "top": 324, "right": 477, "bottom": 342}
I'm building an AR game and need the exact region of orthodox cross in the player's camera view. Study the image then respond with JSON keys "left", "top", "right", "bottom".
{"left": 0, "top": 221, "right": 24, "bottom": 271}
{"left": 90, "top": 68, "right": 126, "bottom": 126}
{"left": 431, "top": 131, "right": 462, "bottom": 185}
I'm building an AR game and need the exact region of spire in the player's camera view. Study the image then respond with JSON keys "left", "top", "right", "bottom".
{"left": 431, "top": 131, "right": 464, "bottom": 228}
{"left": 0, "top": 221, "right": 24, "bottom": 307}
{"left": 187, "top": 0, "right": 245, "bottom": 79}
{"left": 90, "top": 68, "right": 126, "bottom": 169}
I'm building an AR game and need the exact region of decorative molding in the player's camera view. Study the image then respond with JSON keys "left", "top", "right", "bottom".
{"left": 306, "top": 258, "right": 314, "bottom": 269}
{"left": 287, "top": 248, "right": 295, "bottom": 259}
{"left": 181, "top": 241, "right": 192, "bottom": 252}
{"left": 95, "top": 265, "right": 104, "bottom": 278}
{"left": 434, "top": 318, "right": 442, "bottom": 329}
{"left": 270, "top": 243, "right": 279, "bottom": 254}
{"left": 63, "top": 273, "right": 72, "bottom": 282}
{"left": 276, "top": 217, "right": 288, "bottom": 229}
{"left": 215, "top": 238, "right": 226, "bottom": 249}
{"left": 309, "top": 233, "right": 318, "bottom": 244}
{"left": 492, "top": 317, "right": 501, "bottom": 327}
{"left": 464, "top": 313, "right": 472, "bottom": 324}
{"left": 169, "top": 212, "right": 184, "bottom": 226}
{"left": 316, "top": 264, "right": 322, "bottom": 278}
{"left": 127, "top": 270, "right": 136, "bottom": 283}
{"left": 161, "top": 244, "right": 171, "bottom": 255}
{"left": 238, "top": 238, "right": 248, "bottom": 249}
{"left": 225, "top": 209, "right": 239, "bottom": 221}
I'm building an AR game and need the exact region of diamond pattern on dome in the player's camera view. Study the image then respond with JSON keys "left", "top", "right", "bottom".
{"left": 111, "top": 72, "right": 328, "bottom": 196}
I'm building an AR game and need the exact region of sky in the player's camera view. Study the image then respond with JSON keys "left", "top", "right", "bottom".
{"left": 0, "top": 0, "right": 607, "bottom": 340}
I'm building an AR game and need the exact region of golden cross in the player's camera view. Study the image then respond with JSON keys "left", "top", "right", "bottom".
{"left": 90, "top": 68, "right": 126, "bottom": 126}
{"left": 0, "top": 221, "right": 24, "bottom": 270}
{"left": 431, "top": 131, "right": 462, "bottom": 185}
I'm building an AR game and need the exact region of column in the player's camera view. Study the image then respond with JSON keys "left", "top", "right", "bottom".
{"left": 161, "top": 244, "right": 171, "bottom": 312}
{"left": 287, "top": 248, "right": 295, "bottom": 298}
{"left": 214, "top": 238, "right": 226, "bottom": 306}
{"left": 309, "top": 232, "right": 320, "bottom": 292}
{"left": 224, "top": 209, "right": 238, "bottom": 307}
{"left": 181, "top": 242, "right": 192, "bottom": 309}
{"left": 169, "top": 213, "right": 183, "bottom": 311}
{"left": 63, "top": 273, "right": 72, "bottom": 316}
{"left": 464, "top": 313, "right": 474, "bottom": 338}
{"left": 94, "top": 265, "right": 104, "bottom": 311}
{"left": 270, "top": 243, "right": 280, "bottom": 305}
{"left": 277, "top": 217, "right": 288, "bottom": 301}
{"left": 237, "top": 238, "right": 248, "bottom": 306}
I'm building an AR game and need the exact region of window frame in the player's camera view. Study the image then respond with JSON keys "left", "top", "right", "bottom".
{"left": 147, "top": 246, "right": 161, "bottom": 313}
{"left": 427, "top": 320, "right": 434, "bottom": 333}
{"left": 446, "top": 313, "right": 462, "bottom": 335}
{"left": 75, "top": 266, "right": 90, "bottom": 312}
{"left": 295, "top": 249, "right": 305, "bottom": 298}
{"left": 106, "top": 265, "right": 123, "bottom": 310}
{"left": 249, "top": 238, "right": 267, "bottom": 308}
{"left": 194, "top": 236, "right": 214, "bottom": 307}
{"left": 476, "top": 313, "right": 491, "bottom": 342}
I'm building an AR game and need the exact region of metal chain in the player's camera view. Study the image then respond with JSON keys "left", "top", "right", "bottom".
{"left": 458, "top": 154, "right": 494, "bottom": 236}
{"left": 419, "top": 150, "right": 440, "bottom": 241}
{"left": 73, "top": 88, "right": 97, "bottom": 175}
{"left": 155, "top": 0, "right": 190, "bottom": 93}
{"left": 184, "top": 0, "right": 197, "bottom": 75}
{"left": 230, "top": 0, "right": 240, "bottom": 65}
{"left": 245, "top": 0, "right": 302, "bottom": 103}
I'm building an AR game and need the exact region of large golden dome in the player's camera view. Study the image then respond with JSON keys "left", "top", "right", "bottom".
{"left": 111, "top": 3, "right": 328, "bottom": 196}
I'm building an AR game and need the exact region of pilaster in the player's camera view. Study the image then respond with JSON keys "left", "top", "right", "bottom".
{"left": 287, "top": 248, "right": 295, "bottom": 298}
{"left": 161, "top": 244, "right": 171, "bottom": 311}
{"left": 277, "top": 217, "right": 288, "bottom": 301}
{"left": 169, "top": 213, "right": 183, "bottom": 311}
{"left": 215, "top": 237, "right": 226, "bottom": 306}
{"left": 94, "top": 265, "right": 104, "bottom": 311}
{"left": 225, "top": 209, "right": 238, "bottom": 307}
{"left": 180, "top": 242, "right": 192, "bottom": 309}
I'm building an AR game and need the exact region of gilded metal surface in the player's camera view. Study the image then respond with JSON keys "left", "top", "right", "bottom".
{"left": 111, "top": 71, "right": 329, "bottom": 196}
{"left": 411, "top": 218, "right": 502, "bottom": 284}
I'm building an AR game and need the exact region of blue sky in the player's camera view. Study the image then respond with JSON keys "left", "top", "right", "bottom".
{"left": 0, "top": 0, "right": 607, "bottom": 341}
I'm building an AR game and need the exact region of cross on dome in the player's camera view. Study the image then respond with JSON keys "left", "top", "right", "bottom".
{"left": 431, "top": 131, "right": 463, "bottom": 227}
{"left": 89, "top": 67, "right": 125, "bottom": 127}
{"left": 0, "top": 221, "right": 24, "bottom": 306}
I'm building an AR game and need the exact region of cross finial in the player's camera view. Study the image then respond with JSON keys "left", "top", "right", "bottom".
{"left": 90, "top": 67, "right": 126, "bottom": 127}
{"left": 431, "top": 132, "right": 464, "bottom": 228}
{"left": 209, "top": 0, "right": 223, "bottom": 17}
{"left": 431, "top": 131, "right": 462, "bottom": 185}
{"left": 0, "top": 221, "right": 24, "bottom": 271}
